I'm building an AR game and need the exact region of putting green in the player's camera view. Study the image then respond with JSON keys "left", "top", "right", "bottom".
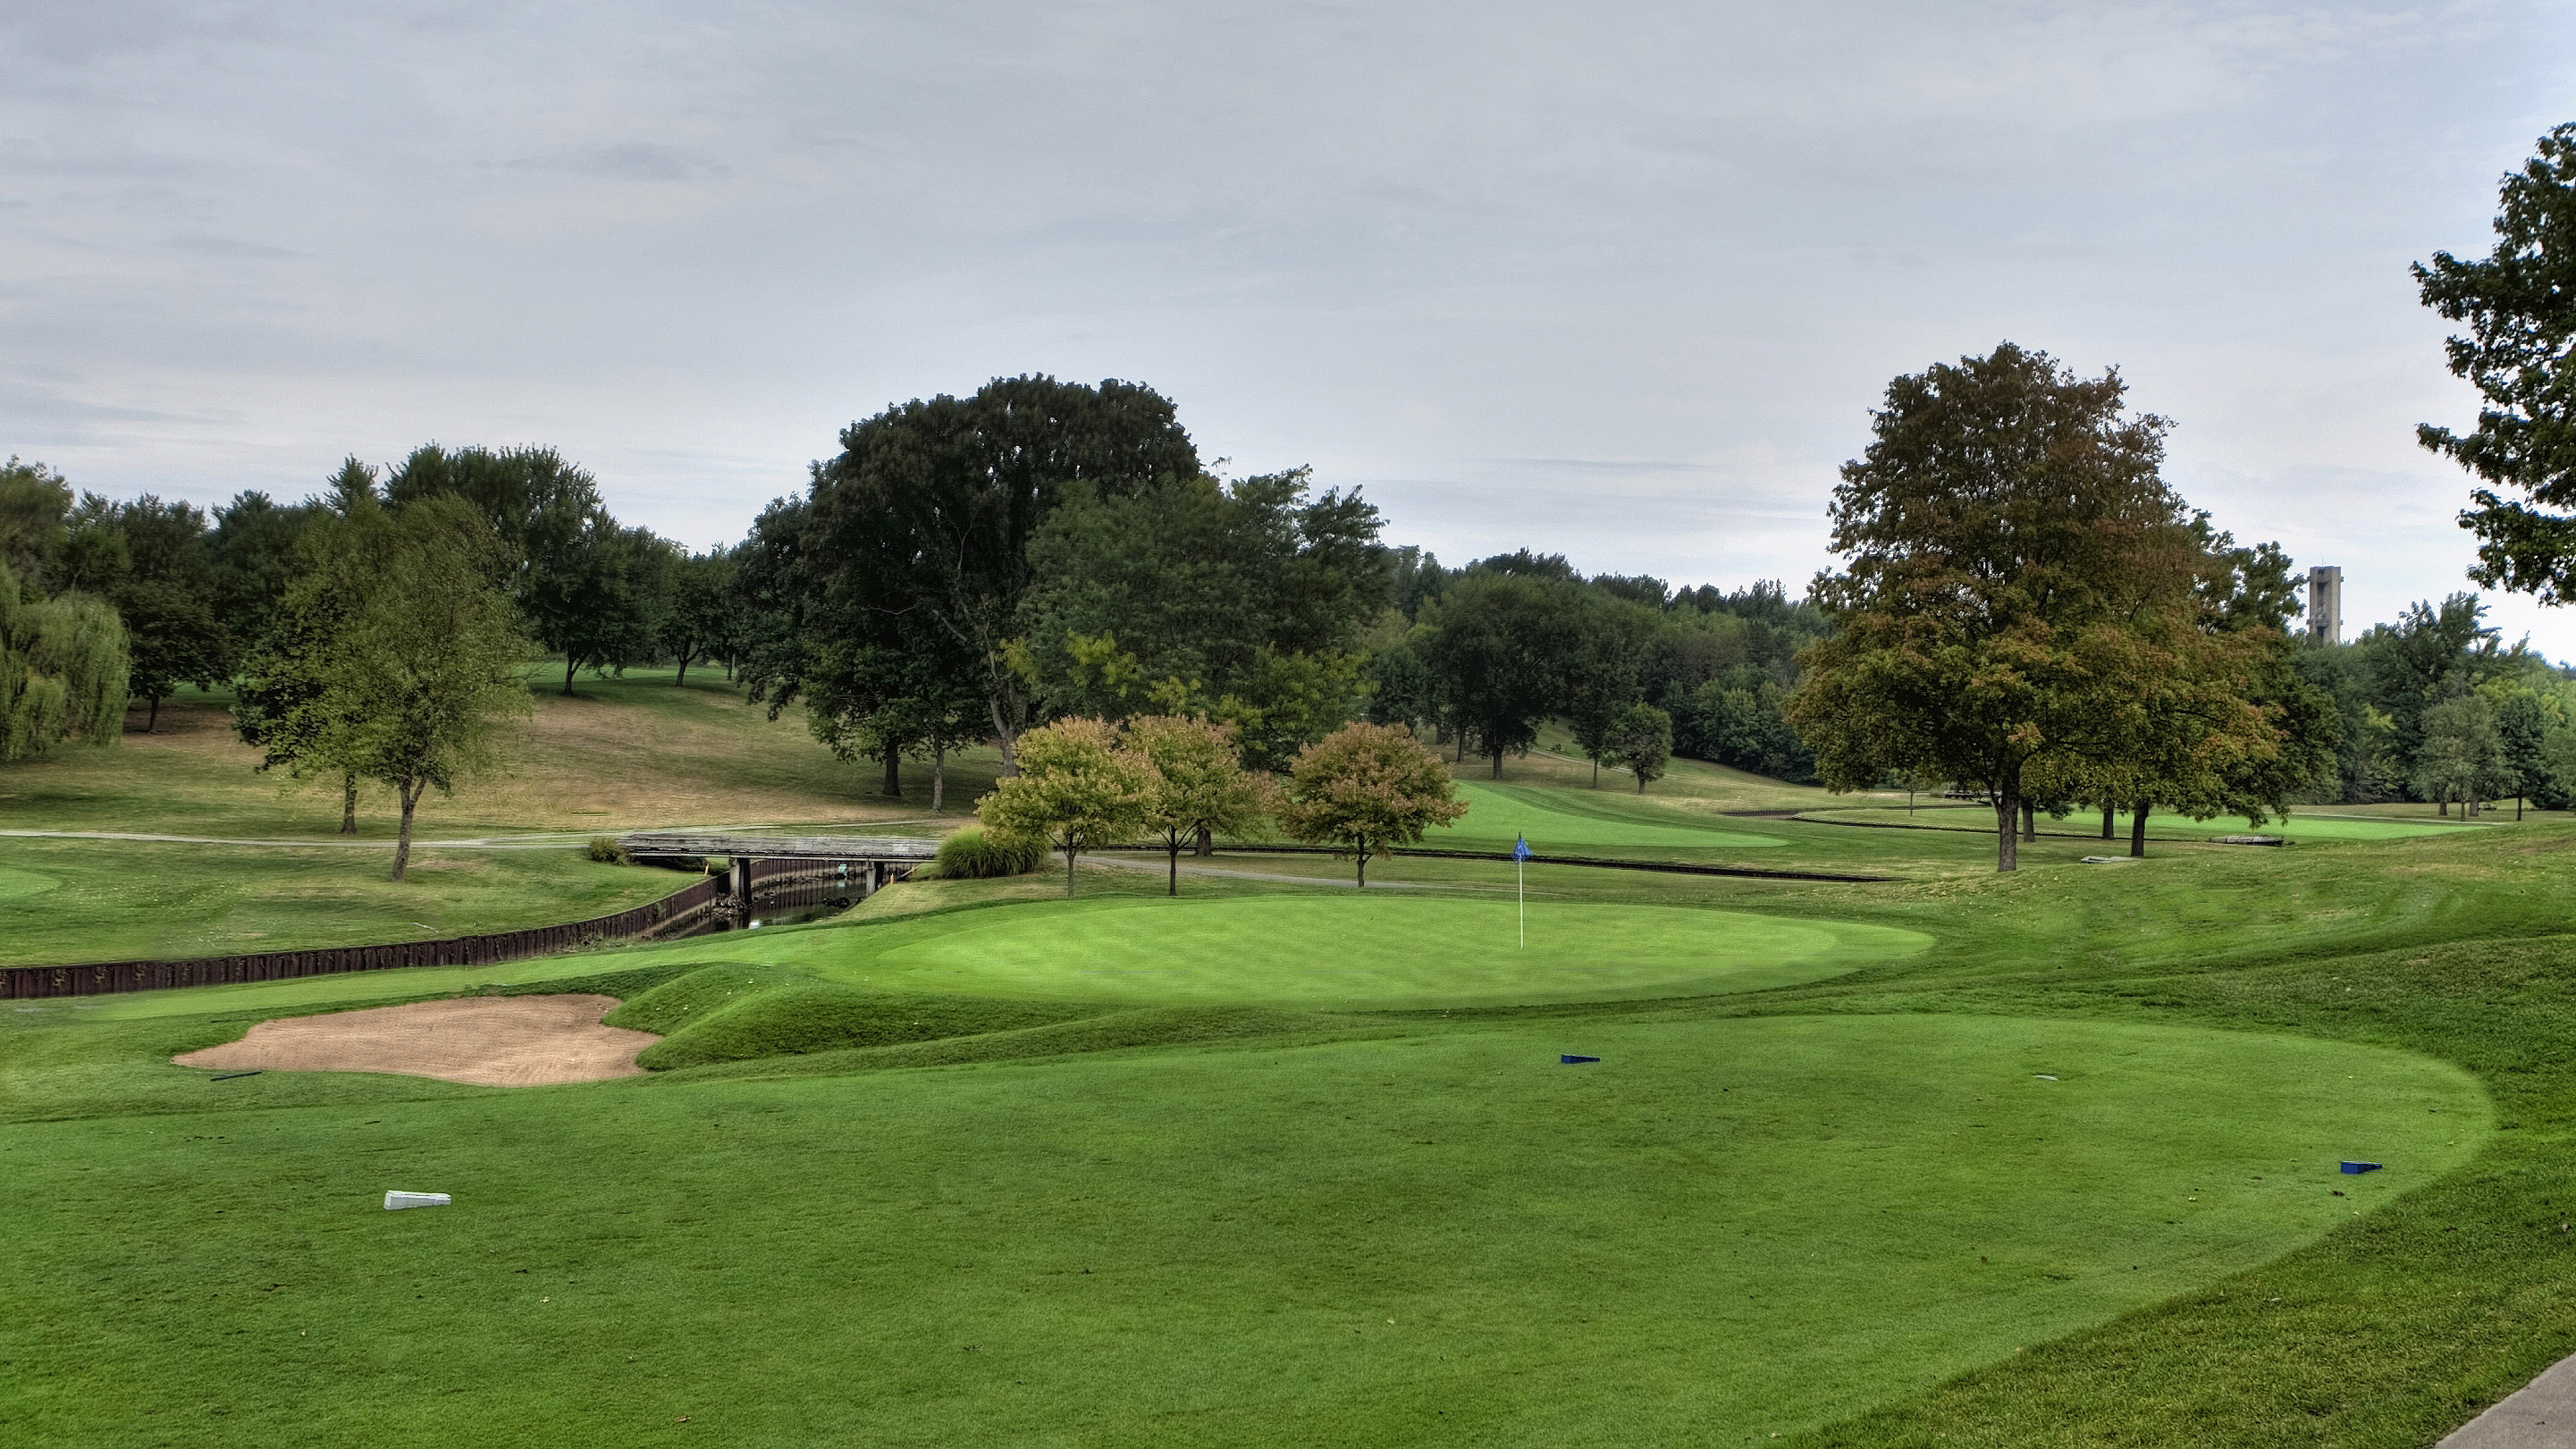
{"left": 828, "top": 895, "right": 1926, "bottom": 1006}
{"left": 0, "top": 1012, "right": 2486, "bottom": 1446}
{"left": 1442, "top": 780, "right": 1788, "bottom": 850}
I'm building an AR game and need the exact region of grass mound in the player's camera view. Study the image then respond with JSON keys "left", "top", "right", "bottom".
{"left": 615, "top": 964, "right": 1108, "bottom": 1069}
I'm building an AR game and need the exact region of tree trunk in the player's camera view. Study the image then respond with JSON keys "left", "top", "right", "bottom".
{"left": 1166, "top": 840, "right": 1180, "bottom": 896}
{"left": 992, "top": 697, "right": 1021, "bottom": 777}
{"left": 1063, "top": 844, "right": 1076, "bottom": 897}
{"left": 2021, "top": 801, "right": 2037, "bottom": 842}
{"left": 2101, "top": 804, "right": 2115, "bottom": 839}
{"left": 1637, "top": 771, "right": 1648, "bottom": 794}
{"left": 1489, "top": 749, "right": 1504, "bottom": 779}
{"left": 2437, "top": 796, "right": 2448, "bottom": 816}
{"left": 880, "top": 746, "right": 902, "bottom": 797}
{"left": 146, "top": 695, "right": 160, "bottom": 732}
{"left": 1995, "top": 782, "right": 2019, "bottom": 873}
{"left": 2130, "top": 799, "right": 2150, "bottom": 858}
{"left": 391, "top": 781, "right": 421, "bottom": 881}
{"left": 676, "top": 655, "right": 690, "bottom": 689}
{"left": 1456, "top": 732, "right": 1467, "bottom": 765}
{"left": 341, "top": 772, "right": 358, "bottom": 835}
{"left": 1194, "top": 824, "right": 1212, "bottom": 857}
{"left": 1592, "top": 757, "right": 1600, "bottom": 788}
{"left": 1356, "top": 843, "right": 1368, "bottom": 888}
{"left": 932, "top": 743, "right": 947, "bottom": 813}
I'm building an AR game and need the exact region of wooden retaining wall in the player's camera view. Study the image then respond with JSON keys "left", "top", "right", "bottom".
{"left": 0, "top": 857, "right": 892, "bottom": 1001}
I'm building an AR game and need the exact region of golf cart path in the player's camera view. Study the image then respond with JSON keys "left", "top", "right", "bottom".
{"left": 2440, "top": 1353, "right": 2576, "bottom": 1447}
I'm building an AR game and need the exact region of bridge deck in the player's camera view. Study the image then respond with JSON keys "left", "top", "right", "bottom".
{"left": 619, "top": 832, "right": 941, "bottom": 862}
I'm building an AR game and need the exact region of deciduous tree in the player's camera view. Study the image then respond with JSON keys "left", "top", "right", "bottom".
{"left": 2415, "top": 124, "right": 2576, "bottom": 602}
{"left": 1277, "top": 721, "right": 1468, "bottom": 887}
{"left": 1608, "top": 702, "right": 1672, "bottom": 794}
{"left": 976, "top": 717, "right": 1152, "bottom": 896}
{"left": 1, "top": 559, "right": 127, "bottom": 761}
{"left": 316, "top": 497, "right": 532, "bottom": 880}
{"left": 1124, "top": 714, "right": 1269, "bottom": 894}
{"left": 1789, "top": 343, "right": 2201, "bottom": 872}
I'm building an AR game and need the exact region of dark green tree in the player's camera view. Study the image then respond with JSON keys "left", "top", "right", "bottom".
{"left": 1562, "top": 593, "right": 1654, "bottom": 786}
{"left": 1420, "top": 570, "right": 1590, "bottom": 779}
{"left": 801, "top": 375, "right": 1200, "bottom": 771}
{"left": 385, "top": 444, "right": 660, "bottom": 695}
{"left": 2497, "top": 687, "right": 2551, "bottom": 818}
{"left": 2416, "top": 124, "right": 2576, "bottom": 601}
{"left": 1608, "top": 701, "right": 1672, "bottom": 793}
{"left": 660, "top": 549, "right": 737, "bottom": 688}
{"left": 1789, "top": 342, "right": 2201, "bottom": 872}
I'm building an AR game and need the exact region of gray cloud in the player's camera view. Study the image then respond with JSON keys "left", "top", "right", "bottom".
{"left": 2, "top": 1, "right": 2573, "bottom": 653}
{"left": 501, "top": 142, "right": 728, "bottom": 183}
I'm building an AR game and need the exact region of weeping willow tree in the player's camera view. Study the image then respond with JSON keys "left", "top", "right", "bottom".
{"left": 1, "top": 559, "right": 129, "bottom": 761}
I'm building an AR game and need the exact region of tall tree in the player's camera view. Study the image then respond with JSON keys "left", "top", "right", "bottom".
{"left": 2413, "top": 695, "right": 2507, "bottom": 816}
{"left": 2497, "top": 687, "right": 2550, "bottom": 818}
{"left": 802, "top": 375, "right": 1200, "bottom": 772}
{"left": 0, "top": 457, "right": 72, "bottom": 586}
{"left": 1419, "top": 570, "right": 1589, "bottom": 778}
{"left": 208, "top": 489, "right": 321, "bottom": 664}
{"left": 660, "top": 549, "right": 737, "bottom": 688}
{"left": 1608, "top": 702, "right": 1673, "bottom": 794}
{"left": 1789, "top": 343, "right": 2201, "bottom": 872}
{"left": 1562, "top": 593, "right": 1654, "bottom": 787}
{"left": 316, "top": 496, "right": 533, "bottom": 880}
{"left": 234, "top": 468, "right": 395, "bottom": 834}
{"left": 384, "top": 443, "right": 654, "bottom": 694}
{"left": 2415, "top": 124, "right": 2576, "bottom": 602}
{"left": 1015, "top": 469, "right": 1392, "bottom": 741}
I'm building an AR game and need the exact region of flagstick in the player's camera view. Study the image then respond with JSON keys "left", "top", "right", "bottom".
{"left": 1518, "top": 854, "right": 1525, "bottom": 948}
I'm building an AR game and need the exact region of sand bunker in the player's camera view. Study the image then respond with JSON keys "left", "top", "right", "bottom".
{"left": 175, "top": 994, "right": 657, "bottom": 1086}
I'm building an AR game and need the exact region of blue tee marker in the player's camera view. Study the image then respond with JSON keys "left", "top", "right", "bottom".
{"left": 1561, "top": 1055, "right": 1599, "bottom": 1065}
{"left": 2340, "top": 1161, "right": 2383, "bottom": 1175}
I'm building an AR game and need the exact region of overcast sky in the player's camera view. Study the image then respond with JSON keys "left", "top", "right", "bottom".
{"left": 6, "top": 3, "right": 2575, "bottom": 654}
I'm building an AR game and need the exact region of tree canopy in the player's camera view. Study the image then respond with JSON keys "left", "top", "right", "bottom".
{"left": 2416, "top": 123, "right": 2576, "bottom": 602}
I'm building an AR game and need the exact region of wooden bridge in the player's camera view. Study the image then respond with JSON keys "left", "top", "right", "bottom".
{"left": 617, "top": 832, "right": 941, "bottom": 922}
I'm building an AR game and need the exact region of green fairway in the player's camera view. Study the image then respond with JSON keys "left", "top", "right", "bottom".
{"left": 0, "top": 1011, "right": 2482, "bottom": 1447}
{"left": 1442, "top": 780, "right": 1788, "bottom": 850}
{"left": 642, "top": 894, "right": 1930, "bottom": 1008}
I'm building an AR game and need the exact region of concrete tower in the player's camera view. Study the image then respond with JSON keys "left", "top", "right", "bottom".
{"left": 2307, "top": 566, "right": 2343, "bottom": 646}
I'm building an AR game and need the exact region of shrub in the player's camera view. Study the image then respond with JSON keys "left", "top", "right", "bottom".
{"left": 584, "top": 836, "right": 633, "bottom": 864}
{"left": 931, "top": 826, "right": 1045, "bottom": 879}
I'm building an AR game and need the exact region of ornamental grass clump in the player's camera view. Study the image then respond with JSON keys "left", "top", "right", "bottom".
{"left": 931, "top": 825, "right": 1047, "bottom": 880}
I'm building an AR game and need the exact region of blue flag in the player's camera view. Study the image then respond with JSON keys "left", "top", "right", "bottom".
{"left": 1512, "top": 834, "right": 1533, "bottom": 862}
